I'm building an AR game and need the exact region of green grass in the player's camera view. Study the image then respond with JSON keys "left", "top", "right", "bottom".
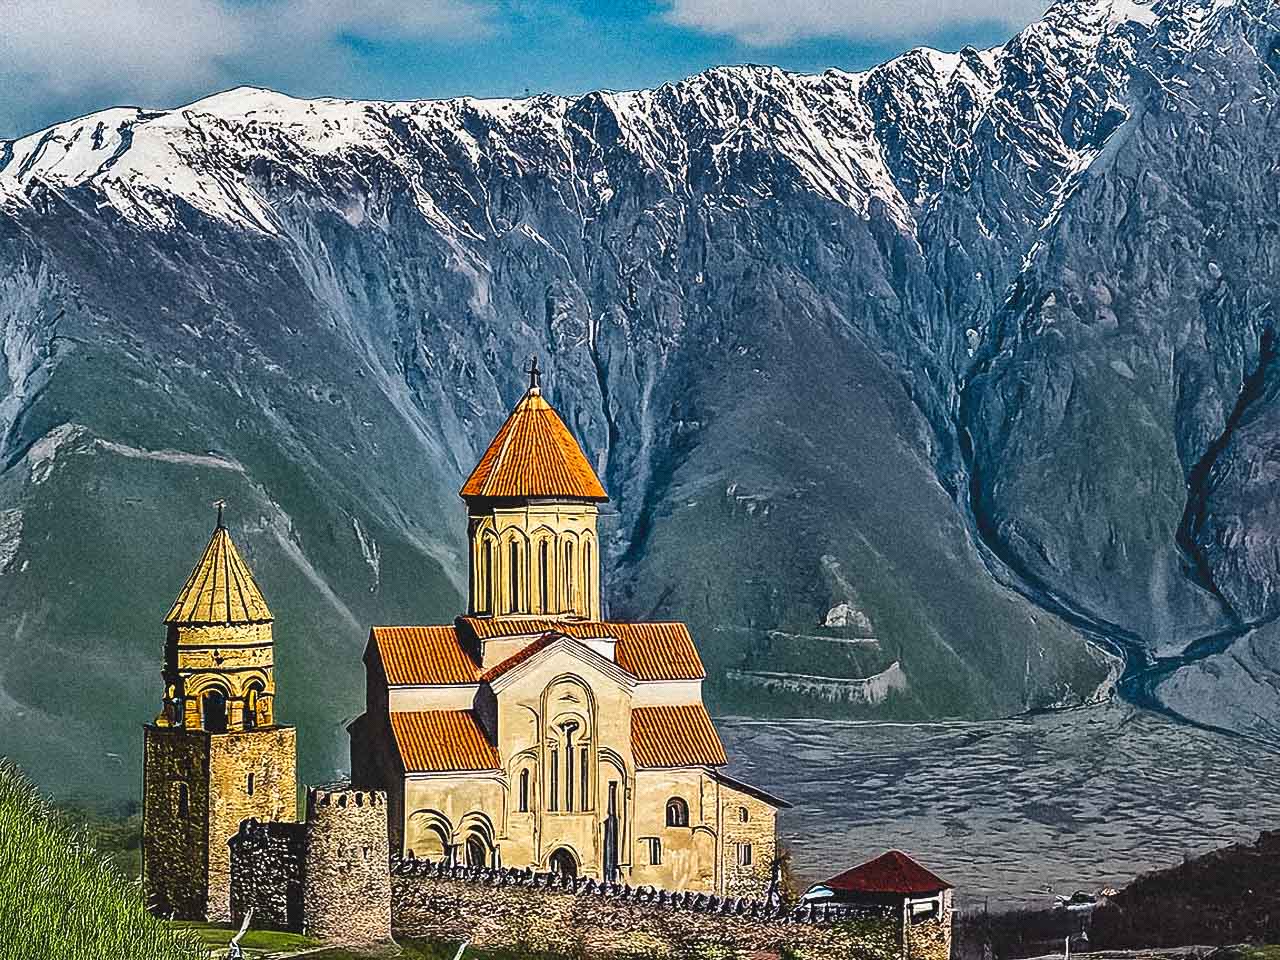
{"left": 168, "top": 920, "right": 320, "bottom": 954}
{"left": 0, "top": 757, "right": 208, "bottom": 960}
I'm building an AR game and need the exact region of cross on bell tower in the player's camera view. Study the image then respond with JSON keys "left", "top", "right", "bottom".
{"left": 526, "top": 355, "right": 541, "bottom": 392}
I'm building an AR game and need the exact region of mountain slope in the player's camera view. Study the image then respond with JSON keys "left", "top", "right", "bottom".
{"left": 2, "top": 0, "right": 1277, "bottom": 801}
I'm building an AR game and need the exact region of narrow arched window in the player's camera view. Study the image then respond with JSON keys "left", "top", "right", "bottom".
{"left": 564, "top": 726, "right": 576, "bottom": 811}
{"left": 666, "top": 797, "right": 689, "bottom": 827}
{"left": 246, "top": 772, "right": 255, "bottom": 796}
{"left": 549, "top": 748, "right": 559, "bottom": 812}
{"left": 564, "top": 541, "right": 575, "bottom": 609}
{"left": 584, "top": 541, "right": 593, "bottom": 613}
{"left": 519, "top": 769, "right": 530, "bottom": 812}
{"left": 481, "top": 539, "right": 495, "bottom": 612}
{"left": 244, "top": 684, "right": 262, "bottom": 730}
{"left": 580, "top": 746, "right": 589, "bottom": 810}
{"left": 739, "top": 806, "right": 750, "bottom": 823}
{"left": 176, "top": 782, "right": 190, "bottom": 818}
{"left": 539, "top": 540, "right": 550, "bottom": 613}
{"left": 509, "top": 540, "right": 522, "bottom": 613}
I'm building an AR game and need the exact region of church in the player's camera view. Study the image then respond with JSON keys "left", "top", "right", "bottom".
{"left": 349, "top": 362, "right": 788, "bottom": 896}
{"left": 141, "top": 362, "right": 787, "bottom": 923}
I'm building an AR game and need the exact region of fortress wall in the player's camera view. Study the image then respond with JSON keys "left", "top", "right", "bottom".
{"left": 302, "top": 784, "right": 392, "bottom": 944}
{"left": 391, "top": 861, "right": 947, "bottom": 960}
{"left": 229, "top": 819, "right": 306, "bottom": 930}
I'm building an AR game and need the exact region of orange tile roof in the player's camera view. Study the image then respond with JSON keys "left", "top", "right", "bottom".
{"left": 165, "top": 522, "right": 272, "bottom": 625}
{"left": 479, "top": 632, "right": 562, "bottom": 683}
{"left": 459, "top": 618, "right": 706, "bottom": 681}
{"left": 371, "top": 626, "right": 480, "bottom": 685}
{"left": 389, "top": 710, "right": 501, "bottom": 772}
{"left": 461, "top": 388, "right": 607, "bottom": 501}
{"left": 631, "top": 704, "right": 727, "bottom": 769}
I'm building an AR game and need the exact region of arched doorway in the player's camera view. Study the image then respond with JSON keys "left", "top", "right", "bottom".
{"left": 465, "top": 834, "right": 488, "bottom": 867}
{"left": 548, "top": 847, "right": 578, "bottom": 879}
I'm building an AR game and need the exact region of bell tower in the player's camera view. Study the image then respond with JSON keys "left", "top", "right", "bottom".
{"left": 461, "top": 358, "right": 608, "bottom": 620}
{"left": 142, "top": 505, "right": 297, "bottom": 922}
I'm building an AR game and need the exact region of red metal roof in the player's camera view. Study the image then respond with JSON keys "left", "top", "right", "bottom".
{"left": 631, "top": 704, "right": 727, "bottom": 769}
{"left": 371, "top": 626, "right": 480, "bottom": 685}
{"left": 389, "top": 710, "right": 500, "bottom": 772}
{"left": 461, "top": 388, "right": 607, "bottom": 501}
{"left": 823, "top": 851, "right": 952, "bottom": 895}
{"left": 459, "top": 617, "right": 706, "bottom": 682}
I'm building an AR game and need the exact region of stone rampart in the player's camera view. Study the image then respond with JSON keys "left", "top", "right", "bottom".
{"left": 391, "top": 857, "right": 908, "bottom": 959}
{"left": 228, "top": 818, "right": 305, "bottom": 930}
{"left": 302, "top": 783, "right": 392, "bottom": 945}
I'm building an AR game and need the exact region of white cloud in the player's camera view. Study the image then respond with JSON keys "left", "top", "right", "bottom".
{"left": 660, "top": 0, "right": 1049, "bottom": 46}
{"left": 0, "top": 0, "right": 493, "bottom": 136}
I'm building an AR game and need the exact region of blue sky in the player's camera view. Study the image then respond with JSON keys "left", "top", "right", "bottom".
{"left": 0, "top": 0, "right": 1049, "bottom": 139}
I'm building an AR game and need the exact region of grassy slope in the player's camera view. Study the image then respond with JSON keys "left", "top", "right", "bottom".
{"left": 0, "top": 758, "right": 206, "bottom": 960}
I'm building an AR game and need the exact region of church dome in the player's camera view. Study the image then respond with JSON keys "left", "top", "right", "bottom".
{"left": 164, "top": 511, "right": 273, "bottom": 625}
{"left": 461, "top": 366, "right": 607, "bottom": 502}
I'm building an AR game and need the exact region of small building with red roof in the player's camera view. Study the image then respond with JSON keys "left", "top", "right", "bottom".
{"left": 349, "top": 361, "right": 788, "bottom": 898}
{"left": 805, "top": 850, "right": 955, "bottom": 957}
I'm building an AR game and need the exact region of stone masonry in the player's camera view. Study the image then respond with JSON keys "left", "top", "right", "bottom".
{"left": 390, "top": 859, "right": 955, "bottom": 960}
{"left": 229, "top": 819, "right": 305, "bottom": 930}
{"left": 301, "top": 784, "right": 392, "bottom": 945}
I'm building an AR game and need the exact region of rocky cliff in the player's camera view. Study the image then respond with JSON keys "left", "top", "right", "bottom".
{"left": 1, "top": 0, "right": 1275, "bottom": 800}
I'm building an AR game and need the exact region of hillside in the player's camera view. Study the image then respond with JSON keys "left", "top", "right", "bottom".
{"left": 0, "top": 758, "right": 204, "bottom": 959}
{"left": 4, "top": 0, "right": 1280, "bottom": 800}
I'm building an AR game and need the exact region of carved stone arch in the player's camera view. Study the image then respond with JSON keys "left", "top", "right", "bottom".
{"left": 499, "top": 527, "right": 531, "bottom": 614}
{"left": 559, "top": 530, "right": 582, "bottom": 613}
{"left": 540, "top": 673, "right": 598, "bottom": 814}
{"left": 544, "top": 842, "right": 583, "bottom": 876}
{"left": 458, "top": 810, "right": 497, "bottom": 867}
{"left": 231, "top": 668, "right": 271, "bottom": 698}
{"left": 477, "top": 529, "right": 500, "bottom": 614}
{"left": 406, "top": 809, "right": 453, "bottom": 862}
{"left": 529, "top": 524, "right": 558, "bottom": 614}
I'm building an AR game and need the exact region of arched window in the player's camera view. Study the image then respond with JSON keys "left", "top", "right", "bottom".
{"left": 246, "top": 772, "right": 255, "bottom": 796}
{"left": 244, "top": 683, "right": 262, "bottom": 730}
{"left": 584, "top": 541, "right": 593, "bottom": 613}
{"left": 563, "top": 723, "right": 576, "bottom": 811}
{"left": 519, "top": 769, "right": 530, "bottom": 813}
{"left": 175, "top": 782, "right": 190, "bottom": 818}
{"left": 508, "top": 540, "right": 522, "bottom": 613}
{"left": 202, "top": 689, "right": 227, "bottom": 733}
{"left": 666, "top": 797, "right": 689, "bottom": 828}
{"left": 739, "top": 806, "right": 750, "bottom": 823}
{"left": 539, "top": 540, "right": 550, "bottom": 613}
{"left": 564, "top": 541, "right": 575, "bottom": 609}
{"left": 549, "top": 747, "right": 559, "bottom": 812}
{"left": 480, "top": 538, "right": 495, "bottom": 612}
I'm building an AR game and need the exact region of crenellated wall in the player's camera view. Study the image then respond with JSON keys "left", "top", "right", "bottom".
{"left": 389, "top": 858, "right": 942, "bottom": 960}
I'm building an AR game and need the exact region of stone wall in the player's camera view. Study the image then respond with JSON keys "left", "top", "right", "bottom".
{"left": 206, "top": 726, "right": 298, "bottom": 922}
{"left": 142, "top": 727, "right": 209, "bottom": 919}
{"left": 302, "top": 784, "right": 392, "bottom": 945}
{"left": 391, "top": 859, "right": 908, "bottom": 959}
{"left": 718, "top": 786, "right": 778, "bottom": 898}
{"left": 229, "top": 819, "right": 305, "bottom": 930}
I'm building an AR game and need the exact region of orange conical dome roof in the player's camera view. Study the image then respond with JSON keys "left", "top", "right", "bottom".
{"left": 462, "top": 370, "right": 607, "bottom": 502}
{"left": 164, "top": 511, "right": 273, "bottom": 625}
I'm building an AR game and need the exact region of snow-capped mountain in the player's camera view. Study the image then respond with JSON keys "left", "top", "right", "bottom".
{"left": 2, "top": 0, "right": 1277, "bottom": 800}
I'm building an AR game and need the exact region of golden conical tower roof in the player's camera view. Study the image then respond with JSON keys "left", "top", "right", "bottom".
{"left": 461, "top": 360, "right": 607, "bottom": 502}
{"left": 164, "top": 509, "right": 273, "bottom": 625}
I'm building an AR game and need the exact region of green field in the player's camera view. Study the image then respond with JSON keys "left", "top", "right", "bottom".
{"left": 0, "top": 757, "right": 206, "bottom": 960}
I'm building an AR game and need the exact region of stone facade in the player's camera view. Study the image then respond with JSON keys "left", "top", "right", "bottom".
{"left": 720, "top": 786, "right": 780, "bottom": 897}
{"left": 142, "top": 516, "right": 298, "bottom": 923}
{"left": 143, "top": 725, "right": 297, "bottom": 921}
{"left": 301, "top": 784, "right": 392, "bottom": 945}
{"left": 142, "top": 728, "right": 210, "bottom": 918}
{"left": 389, "top": 859, "right": 936, "bottom": 960}
{"left": 229, "top": 819, "right": 306, "bottom": 929}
